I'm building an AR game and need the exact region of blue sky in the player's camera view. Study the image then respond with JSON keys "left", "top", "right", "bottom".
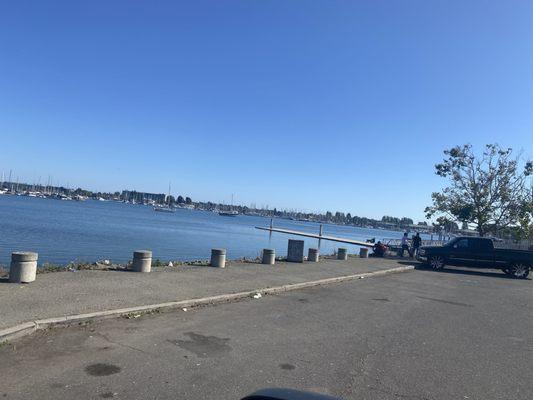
{"left": 1, "top": 1, "right": 532, "bottom": 221}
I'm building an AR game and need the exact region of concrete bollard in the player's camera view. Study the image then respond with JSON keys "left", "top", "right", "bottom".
{"left": 9, "top": 252, "right": 38, "bottom": 283}
{"left": 337, "top": 248, "right": 348, "bottom": 260}
{"left": 262, "top": 249, "right": 275, "bottom": 265}
{"left": 308, "top": 248, "right": 319, "bottom": 262}
{"left": 359, "top": 247, "right": 369, "bottom": 258}
{"left": 287, "top": 239, "right": 305, "bottom": 263}
{"left": 211, "top": 248, "right": 226, "bottom": 268}
{"left": 132, "top": 250, "right": 152, "bottom": 273}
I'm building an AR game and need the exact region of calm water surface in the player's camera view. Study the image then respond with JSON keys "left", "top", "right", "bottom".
{"left": 0, "top": 195, "right": 412, "bottom": 266}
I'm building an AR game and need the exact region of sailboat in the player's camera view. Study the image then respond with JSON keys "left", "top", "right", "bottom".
{"left": 218, "top": 194, "right": 239, "bottom": 216}
{"left": 154, "top": 204, "right": 175, "bottom": 213}
{"left": 154, "top": 182, "right": 175, "bottom": 213}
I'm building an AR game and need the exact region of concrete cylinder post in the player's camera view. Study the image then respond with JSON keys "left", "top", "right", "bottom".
{"left": 287, "top": 239, "right": 305, "bottom": 263}
{"left": 308, "top": 248, "right": 319, "bottom": 262}
{"left": 359, "top": 247, "right": 369, "bottom": 258}
{"left": 262, "top": 249, "right": 275, "bottom": 265}
{"left": 9, "top": 252, "right": 38, "bottom": 283}
{"left": 132, "top": 250, "right": 152, "bottom": 273}
{"left": 211, "top": 248, "right": 226, "bottom": 268}
{"left": 337, "top": 247, "right": 348, "bottom": 260}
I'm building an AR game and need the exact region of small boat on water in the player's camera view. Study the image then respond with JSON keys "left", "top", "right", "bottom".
{"left": 154, "top": 182, "right": 175, "bottom": 213}
{"left": 154, "top": 205, "right": 175, "bottom": 213}
{"left": 218, "top": 210, "right": 239, "bottom": 217}
{"left": 218, "top": 194, "right": 239, "bottom": 216}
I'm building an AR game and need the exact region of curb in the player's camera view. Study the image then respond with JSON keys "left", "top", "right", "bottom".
{"left": 0, "top": 265, "right": 414, "bottom": 342}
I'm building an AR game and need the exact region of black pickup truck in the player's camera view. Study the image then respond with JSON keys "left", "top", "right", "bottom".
{"left": 417, "top": 237, "right": 533, "bottom": 279}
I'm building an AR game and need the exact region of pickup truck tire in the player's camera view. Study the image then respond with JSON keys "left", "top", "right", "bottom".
{"left": 429, "top": 255, "right": 445, "bottom": 270}
{"left": 508, "top": 263, "right": 530, "bottom": 279}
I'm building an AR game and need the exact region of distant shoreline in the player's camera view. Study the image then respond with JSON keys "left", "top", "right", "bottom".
{"left": 0, "top": 191, "right": 433, "bottom": 234}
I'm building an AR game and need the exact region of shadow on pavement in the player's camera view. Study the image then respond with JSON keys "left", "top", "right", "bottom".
{"left": 433, "top": 268, "right": 528, "bottom": 280}
{"left": 406, "top": 262, "right": 531, "bottom": 280}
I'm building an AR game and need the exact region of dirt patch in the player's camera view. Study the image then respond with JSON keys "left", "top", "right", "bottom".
{"left": 169, "top": 332, "right": 231, "bottom": 358}
{"left": 85, "top": 363, "right": 122, "bottom": 376}
{"left": 279, "top": 363, "right": 296, "bottom": 370}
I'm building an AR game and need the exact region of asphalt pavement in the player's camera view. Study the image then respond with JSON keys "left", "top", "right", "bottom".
{"left": 0, "top": 256, "right": 403, "bottom": 330}
{"left": 1, "top": 266, "right": 532, "bottom": 400}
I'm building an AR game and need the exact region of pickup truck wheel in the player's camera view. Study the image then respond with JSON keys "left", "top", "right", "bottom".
{"left": 429, "top": 255, "right": 445, "bottom": 270}
{"left": 509, "top": 263, "right": 530, "bottom": 279}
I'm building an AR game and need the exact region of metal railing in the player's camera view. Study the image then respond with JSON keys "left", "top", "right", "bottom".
{"left": 382, "top": 237, "right": 532, "bottom": 251}
{"left": 493, "top": 240, "right": 533, "bottom": 250}
{"left": 381, "top": 238, "right": 447, "bottom": 249}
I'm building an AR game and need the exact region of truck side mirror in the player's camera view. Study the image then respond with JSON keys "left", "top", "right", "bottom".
{"left": 241, "top": 389, "right": 342, "bottom": 400}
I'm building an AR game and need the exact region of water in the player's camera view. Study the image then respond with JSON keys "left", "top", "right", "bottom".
{"left": 0, "top": 195, "right": 412, "bottom": 266}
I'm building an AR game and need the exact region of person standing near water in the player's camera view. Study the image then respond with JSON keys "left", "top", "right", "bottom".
{"left": 411, "top": 232, "right": 422, "bottom": 258}
{"left": 399, "top": 232, "right": 410, "bottom": 257}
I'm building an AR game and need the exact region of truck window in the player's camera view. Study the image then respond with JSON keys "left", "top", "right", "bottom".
{"left": 455, "top": 239, "right": 469, "bottom": 249}
{"left": 471, "top": 238, "right": 493, "bottom": 251}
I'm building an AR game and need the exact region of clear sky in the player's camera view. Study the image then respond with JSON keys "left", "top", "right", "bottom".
{"left": 1, "top": 1, "right": 532, "bottom": 221}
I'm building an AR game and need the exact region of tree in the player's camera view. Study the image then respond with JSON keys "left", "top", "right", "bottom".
{"left": 381, "top": 215, "right": 400, "bottom": 225}
{"left": 433, "top": 217, "right": 458, "bottom": 234}
{"left": 185, "top": 196, "right": 192, "bottom": 204}
{"left": 177, "top": 195, "right": 185, "bottom": 204}
{"left": 334, "top": 211, "right": 345, "bottom": 223}
{"left": 516, "top": 185, "right": 533, "bottom": 241}
{"left": 352, "top": 215, "right": 362, "bottom": 226}
{"left": 425, "top": 144, "right": 532, "bottom": 236}
{"left": 400, "top": 217, "right": 413, "bottom": 226}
